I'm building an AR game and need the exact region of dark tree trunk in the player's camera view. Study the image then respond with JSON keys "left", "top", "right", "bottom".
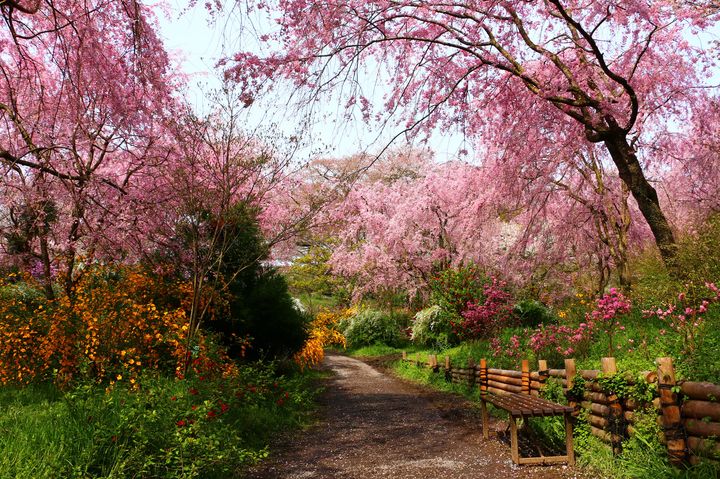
{"left": 617, "top": 257, "right": 631, "bottom": 288}
{"left": 39, "top": 235, "right": 55, "bottom": 300}
{"left": 603, "top": 133, "right": 677, "bottom": 264}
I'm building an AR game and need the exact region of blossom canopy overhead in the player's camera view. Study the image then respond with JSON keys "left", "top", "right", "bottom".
{"left": 227, "top": 0, "right": 720, "bottom": 263}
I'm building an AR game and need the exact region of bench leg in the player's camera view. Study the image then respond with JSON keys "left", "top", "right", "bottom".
{"left": 564, "top": 412, "right": 575, "bottom": 466}
{"left": 481, "top": 399, "right": 489, "bottom": 439}
{"left": 510, "top": 416, "right": 519, "bottom": 464}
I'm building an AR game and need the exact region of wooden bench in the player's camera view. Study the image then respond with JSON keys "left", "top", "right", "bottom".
{"left": 479, "top": 359, "right": 575, "bottom": 465}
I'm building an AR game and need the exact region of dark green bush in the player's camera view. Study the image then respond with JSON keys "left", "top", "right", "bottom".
{"left": 513, "top": 299, "right": 555, "bottom": 328}
{"left": 223, "top": 269, "right": 310, "bottom": 360}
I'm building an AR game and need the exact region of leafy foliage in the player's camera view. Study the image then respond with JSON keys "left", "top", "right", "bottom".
{"left": 643, "top": 284, "right": 720, "bottom": 356}
{"left": 632, "top": 214, "right": 720, "bottom": 308}
{"left": 0, "top": 361, "right": 321, "bottom": 479}
{"left": 226, "top": 270, "right": 310, "bottom": 360}
{"left": 342, "top": 309, "right": 407, "bottom": 349}
{"left": 673, "top": 215, "right": 720, "bottom": 296}
{"left": 286, "top": 244, "right": 346, "bottom": 305}
{"left": 410, "top": 305, "right": 457, "bottom": 350}
{"left": 513, "top": 299, "right": 555, "bottom": 328}
{"left": 178, "top": 203, "right": 309, "bottom": 361}
{"left": 429, "top": 265, "right": 487, "bottom": 316}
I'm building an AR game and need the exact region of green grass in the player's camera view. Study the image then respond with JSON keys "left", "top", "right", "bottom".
{"left": 575, "top": 428, "right": 719, "bottom": 479}
{"left": 379, "top": 340, "right": 495, "bottom": 369}
{"left": 0, "top": 364, "right": 324, "bottom": 479}
{"left": 392, "top": 359, "right": 508, "bottom": 417}
{"left": 346, "top": 343, "right": 413, "bottom": 357}
{"left": 294, "top": 292, "right": 344, "bottom": 315}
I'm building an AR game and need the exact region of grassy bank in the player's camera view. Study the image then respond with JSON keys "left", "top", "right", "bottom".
{"left": 383, "top": 353, "right": 718, "bottom": 479}
{"left": 0, "top": 364, "right": 324, "bottom": 479}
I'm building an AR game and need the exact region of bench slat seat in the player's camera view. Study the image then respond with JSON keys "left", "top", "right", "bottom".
{"left": 480, "top": 386, "right": 575, "bottom": 466}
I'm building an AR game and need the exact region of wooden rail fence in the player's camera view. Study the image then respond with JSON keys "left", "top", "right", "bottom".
{"left": 401, "top": 351, "right": 720, "bottom": 466}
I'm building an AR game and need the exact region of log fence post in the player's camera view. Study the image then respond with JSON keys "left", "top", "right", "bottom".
{"left": 565, "top": 358, "right": 577, "bottom": 411}
{"left": 430, "top": 354, "right": 439, "bottom": 373}
{"left": 538, "top": 359, "right": 548, "bottom": 384}
{"left": 601, "top": 357, "right": 626, "bottom": 455}
{"left": 402, "top": 351, "right": 407, "bottom": 361}
{"left": 521, "top": 359, "right": 530, "bottom": 395}
{"left": 479, "top": 358, "right": 488, "bottom": 394}
{"left": 444, "top": 355, "right": 451, "bottom": 382}
{"left": 657, "top": 357, "right": 688, "bottom": 465}
{"left": 480, "top": 358, "right": 489, "bottom": 439}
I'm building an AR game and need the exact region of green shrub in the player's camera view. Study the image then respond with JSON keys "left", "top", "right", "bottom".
{"left": 632, "top": 213, "right": 720, "bottom": 308}
{"left": 343, "top": 309, "right": 407, "bottom": 348}
{"left": 226, "top": 269, "right": 311, "bottom": 360}
{"left": 410, "top": 305, "right": 457, "bottom": 349}
{"left": 576, "top": 407, "right": 719, "bottom": 479}
{"left": 675, "top": 310, "right": 720, "bottom": 383}
{"left": 513, "top": 299, "right": 555, "bottom": 328}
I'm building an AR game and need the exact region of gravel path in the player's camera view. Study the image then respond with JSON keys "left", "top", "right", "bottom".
{"left": 246, "top": 353, "right": 587, "bottom": 479}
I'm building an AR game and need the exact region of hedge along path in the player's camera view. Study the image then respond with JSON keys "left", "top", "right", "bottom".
{"left": 245, "top": 353, "right": 585, "bottom": 479}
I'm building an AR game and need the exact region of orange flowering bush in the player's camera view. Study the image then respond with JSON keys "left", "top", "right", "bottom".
{"left": 294, "top": 309, "right": 349, "bottom": 369}
{"left": 0, "top": 266, "right": 194, "bottom": 387}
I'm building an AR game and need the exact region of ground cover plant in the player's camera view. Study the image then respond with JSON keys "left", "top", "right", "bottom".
{"left": 0, "top": 361, "right": 322, "bottom": 479}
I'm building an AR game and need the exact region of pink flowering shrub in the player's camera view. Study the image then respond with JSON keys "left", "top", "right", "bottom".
{"left": 457, "top": 278, "right": 514, "bottom": 339}
{"left": 489, "top": 320, "right": 594, "bottom": 368}
{"left": 587, "top": 288, "right": 631, "bottom": 355}
{"left": 528, "top": 322, "right": 595, "bottom": 366}
{"left": 490, "top": 334, "right": 523, "bottom": 367}
{"left": 643, "top": 282, "right": 720, "bottom": 354}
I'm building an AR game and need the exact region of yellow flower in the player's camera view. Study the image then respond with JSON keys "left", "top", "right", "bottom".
{"left": 116, "top": 374, "right": 122, "bottom": 380}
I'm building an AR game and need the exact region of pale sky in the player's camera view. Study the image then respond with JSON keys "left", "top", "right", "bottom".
{"left": 154, "top": 2, "right": 468, "bottom": 163}
{"left": 155, "top": 3, "right": 719, "bottom": 164}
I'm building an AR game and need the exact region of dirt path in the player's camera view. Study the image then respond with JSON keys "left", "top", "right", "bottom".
{"left": 246, "top": 353, "right": 586, "bottom": 479}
